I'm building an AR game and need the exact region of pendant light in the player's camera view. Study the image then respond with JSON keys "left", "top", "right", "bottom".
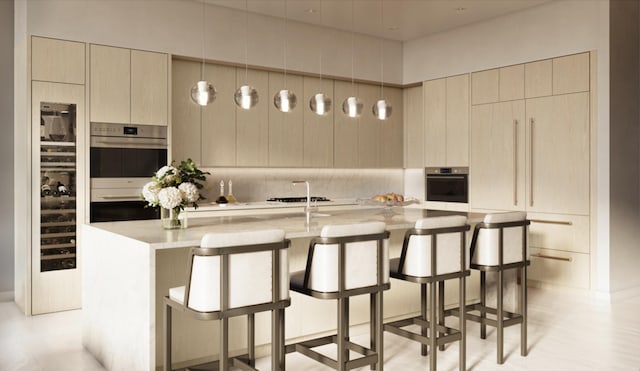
{"left": 342, "top": 0, "right": 363, "bottom": 118}
{"left": 235, "top": 0, "right": 258, "bottom": 110}
{"left": 190, "top": 0, "right": 216, "bottom": 106}
{"left": 373, "top": 0, "right": 392, "bottom": 120}
{"left": 310, "top": 0, "right": 332, "bottom": 116}
{"left": 274, "top": 0, "right": 297, "bottom": 113}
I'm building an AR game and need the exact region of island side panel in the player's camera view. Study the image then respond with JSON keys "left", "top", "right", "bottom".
{"left": 82, "top": 225, "right": 154, "bottom": 371}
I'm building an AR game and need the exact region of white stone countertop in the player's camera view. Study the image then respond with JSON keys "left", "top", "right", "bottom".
{"left": 186, "top": 198, "right": 361, "bottom": 212}
{"left": 87, "top": 207, "right": 483, "bottom": 250}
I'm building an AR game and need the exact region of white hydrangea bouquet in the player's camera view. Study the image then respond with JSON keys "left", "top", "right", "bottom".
{"left": 142, "top": 159, "right": 208, "bottom": 229}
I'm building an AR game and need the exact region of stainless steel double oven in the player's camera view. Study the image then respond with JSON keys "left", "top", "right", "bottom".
{"left": 89, "top": 123, "right": 167, "bottom": 222}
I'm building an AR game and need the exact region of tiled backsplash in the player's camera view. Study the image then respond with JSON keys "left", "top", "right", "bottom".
{"left": 199, "top": 168, "right": 408, "bottom": 203}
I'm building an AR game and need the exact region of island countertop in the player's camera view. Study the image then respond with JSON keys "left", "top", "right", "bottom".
{"left": 89, "top": 206, "right": 483, "bottom": 249}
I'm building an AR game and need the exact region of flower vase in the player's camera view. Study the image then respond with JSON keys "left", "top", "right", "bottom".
{"left": 160, "top": 207, "right": 187, "bottom": 230}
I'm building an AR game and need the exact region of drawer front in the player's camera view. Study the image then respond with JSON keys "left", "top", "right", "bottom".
{"left": 527, "top": 213, "right": 589, "bottom": 253}
{"left": 528, "top": 247, "right": 589, "bottom": 289}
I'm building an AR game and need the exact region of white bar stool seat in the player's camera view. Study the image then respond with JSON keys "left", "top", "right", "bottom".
{"left": 384, "top": 215, "right": 470, "bottom": 371}
{"left": 163, "top": 229, "right": 290, "bottom": 371}
{"left": 287, "top": 221, "right": 390, "bottom": 371}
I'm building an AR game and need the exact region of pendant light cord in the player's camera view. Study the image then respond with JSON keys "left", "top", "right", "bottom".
{"left": 319, "top": 0, "right": 324, "bottom": 92}
{"left": 283, "top": 0, "right": 288, "bottom": 88}
{"left": 350, "top": 0, "right": 355, "bottom": 93}
{"left": 380, "top": 0, "right": 384, "bottom": 98}
{"left": 244, "top": 0, "right": 249, "bottom": 83}
{"left": 201, "top": 0, "right": 206, "bottom": 80}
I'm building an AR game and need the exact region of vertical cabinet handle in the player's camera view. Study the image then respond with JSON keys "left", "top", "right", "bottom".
{"left": 529, "top": 118, "right": 534, "bottom": 207}
{"left": 513, "top": 119, "right": 518, "bottom": 206}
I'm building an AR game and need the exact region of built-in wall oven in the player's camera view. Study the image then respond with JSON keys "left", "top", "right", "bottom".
{"left": 425, "top": 167, "right": 469, "bottom": 203}
{"left": 89, "top": 122, "right": 167, "bottom": 222}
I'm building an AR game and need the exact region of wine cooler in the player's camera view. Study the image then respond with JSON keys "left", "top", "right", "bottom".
{"left": 40, "top": 102, "right": 77, "bottom": 272}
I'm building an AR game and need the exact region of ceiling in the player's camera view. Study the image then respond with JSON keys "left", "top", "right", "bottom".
{"left": 204, "top": 0, "right": 554, "bottom": 42}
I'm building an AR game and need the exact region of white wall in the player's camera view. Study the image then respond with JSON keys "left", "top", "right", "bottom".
{"left": 403, "top": 0, "right": 612, "bottom": 293}
{"left": 25, "top": 0, "right": 402, "bottom": 84}
{"left": 0, "top": 0, "right": 14, "bottom": 300}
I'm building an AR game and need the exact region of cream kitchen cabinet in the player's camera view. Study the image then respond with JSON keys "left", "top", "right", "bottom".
{"left": 423, "top": 74, "right": 469, "bottom": 167}
{"left": 472, "top": 64, "right": 525, "bottom": 104}
{"left": 524, "top": 59, "right": 552, "bottom": 98}
{"left": 171, "top": 59, "right": 201, "bottom": 164}
{"left": 470, "top": 100, "right": 526, "bottom": 211}
{"left": 357, "top": 83, "right": 382, "bottom": 168}
{"left": 404, "top": 85, "right": 423, "bottom": 168}
{"left": 236, "top": 68, "right": 269, "bottom": 166}
{"left": 32, "top": 36, "right": 85, "bottom": 85}
{"left": 378, "top": 86, "right": 403, "bottom": 168}
{"left": 90, "top": 45, "right": 168, "bottom": 126}
{"left": 268, "top": 72, "right": 304, "bottom": 167}
{"left": 303, "top": 76, "right": 334, "bottom": 167}
{"left": 334, "top": 80, "right": 359, "bottom": 168}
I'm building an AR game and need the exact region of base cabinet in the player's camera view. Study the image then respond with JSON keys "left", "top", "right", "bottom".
{"left": 528, "top": 247, "right": 590, "bottom": 289}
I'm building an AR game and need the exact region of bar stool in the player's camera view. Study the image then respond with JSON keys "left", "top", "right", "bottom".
{"left": 287, "top": 221, "right": 390, "bottom": 371}
{"left": 460, "top": 211, "right": 530, "bottom": 364}
{"left": 163, "top": 229, "right": 290, "bottom": 371}
{"left": 384, "top": 215, "right": 470, "bottom": 371}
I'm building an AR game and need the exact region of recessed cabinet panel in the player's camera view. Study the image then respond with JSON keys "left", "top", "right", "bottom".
{"left": 553, "top": 53, "right": 590, "bottom": 95}
{"left": 528, "top": 213, "right": 590, "bottom": 254}
{"left": 303, "top": 77, "right": 334, "bottom": 167}
{"left": 379, "top": 87, "right": 403, "bottom": 168}
{"left": 236, "top": 68, "right": 269, "bottom": 166}
{"left": 471, "top": 68, "right": 499, "bottom": 105}
{"left": 445, "top": 74, "right": 469, "bottom": 167}
{"left": 499, "top": 64, "right": 525, "bottom": 101}
{"left": 131, "top": 50, "right": 168, "bottom": 126}
{"left": 203, "top": 64, "right": 237, "bottom": 166}
{"left": 525, "top": 59, "right": 552, "bottom": 98}
{"left": 171, "top": 60, "right": 203, "bottom": 165}
{"left": 528, "top": 247, "right": 589, "bottom": 289}
{"left": 526, "top": 93, "right": 590, "bottom": 215}
{"left": 268, "top": 72, "right": 304, "bottom": 167}
{"left": 32, "top": 37, "right": 85, "bottom": 85}
{"left": 423, "top": 78, "right": 446, "bottom": 167}
{"left": 357, "top": 83, "right": 381, "bottom": 168}
{"left": 90, "top": 45, "right": 131, "bottom": 124}
{"left": 404, "top": 86, "right": 423, "bottom": 168}
{"left": 470, "top": 100, "right": 526, "bottom": 211}
{"left": 334, "top": 80, "right": 359, "bottom": 168}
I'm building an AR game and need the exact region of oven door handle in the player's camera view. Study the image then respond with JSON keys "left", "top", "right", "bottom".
{"left": 90, "top": 137, "right": 167, "bottom": 149}
{"left": 427, "top": 175, "right": 467, "bottom": 180}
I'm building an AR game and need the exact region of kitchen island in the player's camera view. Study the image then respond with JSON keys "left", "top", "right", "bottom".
{"left": 82, "top": 206, "right": 483, "bottom": 371}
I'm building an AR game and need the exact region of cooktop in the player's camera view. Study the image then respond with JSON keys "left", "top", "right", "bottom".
{"left": 266, "top": 197, "right": 331, "bottom": 203}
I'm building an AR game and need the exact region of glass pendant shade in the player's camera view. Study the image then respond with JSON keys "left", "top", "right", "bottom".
{"left": 234, "top": 84, "right": 259, "bottom": 110}
{"left": 191, "top": 80, "right": 216, "bottom": 106}
{"left": 274, "top": 89, "right": 297, "bottom": 113}
{"left": 310, "top": 93, "right": 332, "bottom": 116}
{"left": 373, "top": 99, "right": 392, "bottom": 120}
{"left": 342, "top": 96, "right": 363, "bottom": 118}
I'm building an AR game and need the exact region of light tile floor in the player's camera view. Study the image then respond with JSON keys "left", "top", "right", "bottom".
{"left": 1, "top": 286, "right": 640, "bottom": 371}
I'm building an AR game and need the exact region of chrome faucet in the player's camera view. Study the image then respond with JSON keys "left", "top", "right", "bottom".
{"left": 292, "top": 180, "right": 311, "bottom": 224}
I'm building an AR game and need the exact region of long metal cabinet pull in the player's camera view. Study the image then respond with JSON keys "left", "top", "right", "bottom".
{"left": 513, "top": 119, "right": 518, "bottom": 206}
{"left": 529, "top": 219, "right": 573, "bottom": 226}
{"left": 531, "top": 253, "right": 572, "bottom": 262}
{"left": 529, "top": 118, "right": 534, "bottom": 207}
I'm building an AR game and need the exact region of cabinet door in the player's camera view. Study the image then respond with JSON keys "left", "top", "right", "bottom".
{"left": 268, "top": 72, "right": 304, "bottom": 167}
{"left": 303, "top": 77, "right": 334, "bottom": 167}
{"left": 131, "top": 50, "right": 168, "bottom": 126}
{"left": 236, "top": 68, "right": 269, "bottom": 166}
{"left": 471, "top": 68, "right": 499, "bottom": 105}
{"left": 404, "top": 86, "right": 423, "bottom": 168}
{"left": 445, "top": 74, "right": 469, "bottom": 167}
{"left": 334, "top": 80, "right": 359, "bottom": 168}
{"left": 526, "top": 92, "right": 589, "bottom": 215}
{"left": 202, "top": 64, "right": 237, "bottom": 166}
{"left": 423, "top": 78, "right": 445, "bottom": 166}
{"left": 32, "top": 37, "right": 85, "bottom": 85}
{"left": 499, "top": 64, "right": 524, "bottom": 101}
{"left": 470, "top": 100, "right": 525, "bottom": 211}
{"left": 171, "top": 59, "right": 202, "bottom": 165}
{"left": 379, "top": 86, "right": 403, "bottom": 168}
{"left": 90, "top": 45, "right": 130, "bottom": 123}
{"left": 357, "top": 83, "right": 381, "bottom": 168}
{"left": 553, "top": 53, "right": 590, "bottom": 95}
{"left": 525, "top": 59, "right": 552, "bottom": 98}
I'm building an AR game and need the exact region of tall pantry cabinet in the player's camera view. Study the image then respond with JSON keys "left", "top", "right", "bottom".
{"left": 469, "top": 52, "right": 592, "bottom": 289}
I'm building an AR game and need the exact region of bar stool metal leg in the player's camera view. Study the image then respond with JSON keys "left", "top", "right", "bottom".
{"left": 220, "top": 317, "right": 229, "bottom": 371}
{"left": 420, "top": 284, "right": 428, "bottom": 356}
{"left": 459, "top": 275, "right": 466, "bottom": 371}
{"left": 480, "top": 271, "right": 487, "bottom": 339}
{"left": 164, "top": 303, "right": 172, "bottom": 371}
{"left": 521, "top": 266, "right": 528, "bottom": 357}
{"left": 497, "top": 269, "right": 504, "bottom": 364}
{"left": 438, "top": 281, "right": 445, "bottom": 351}
{"left": 376, "top": 291, "right": 384, "bottom": 371}
{"left": 429, "top": 281, "right": 437, "bottom": 371}
{"left": 248, "top": 313, "right": 255, "bottom": 367}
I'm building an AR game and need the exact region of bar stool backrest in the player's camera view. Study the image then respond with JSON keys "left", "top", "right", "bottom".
{"left": 186, "top": 229, "right": 288, "bottom": 312}
{"left": 306, "top": 221, "right": 389, "bottom": 293}
{"left": 401, "top": 215, "right": 469, "bottom": 277}
{"left": 471, "top": 211, "right": 529, "bottom": 266}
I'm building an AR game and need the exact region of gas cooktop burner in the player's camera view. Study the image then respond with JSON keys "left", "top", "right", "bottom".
{"left": 267, "top": 197, "right": 331, "bottom": 203}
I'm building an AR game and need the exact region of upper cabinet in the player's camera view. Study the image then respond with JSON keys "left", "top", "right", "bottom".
{"left": 32, "top": 37, "right": 85, "bottom": 85}
{"left": 423, "top": 74, "right": 469, "bottom": 167}
{"left": 552, "top": 53, "right": 590, "bottom": 95}
{"left": 268, "top": 72, "right": 304, "bottom": 167}
{"left": 236, "top": 68, "right": 269, "bottom": 166}
{"left": 403, "top": 85, "right": 423, "bottom": 168}
{"left": 303, "top": 76, "right": 334, "bottom": 168}
{"left": 90, "top": 44, "right": 168, "bottom": 126}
